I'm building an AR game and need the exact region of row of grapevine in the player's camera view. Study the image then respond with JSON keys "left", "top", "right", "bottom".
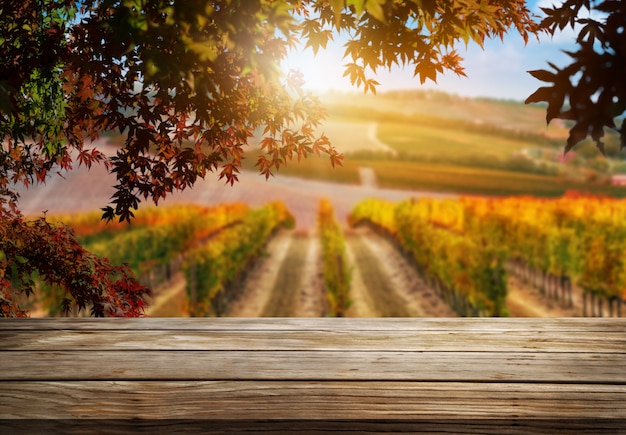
{"left": 82, "top": 203, "right": 249, "bottom": 278}
{"left": 352, "top": 194, "right": 626, "bottom": 317}
{"left": 318, "top": 199, "right": 352, "bottom": 317}
{"left": 460, "top": 194, "right": 626, "bottom": 316}
{"left": 350, "top": 198, "right": 508, "bottom": 317}
{"left": 39, "top": 203, "right": 250, "bottom": 315}
{"left": 184, "top": 201, "right": 295, "bottom": 317}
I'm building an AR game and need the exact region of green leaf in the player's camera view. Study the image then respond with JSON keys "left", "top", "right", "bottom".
{"left": 346, "top": 0, "right": 367, "bottom": 16}
{"left": 330, "top": 0, "right": 345, "bottom": 26}
{"left": 365, "top": 0, "right": 386, "bottom": 23}
{"left": 15, "top": 255, "right": 28, "bottom": 264}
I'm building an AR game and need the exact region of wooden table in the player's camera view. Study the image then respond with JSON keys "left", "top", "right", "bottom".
{"left": 1, "top": 318, "right": 625, "bottom": 433}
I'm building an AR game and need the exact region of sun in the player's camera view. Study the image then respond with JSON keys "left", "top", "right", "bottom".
{"left": 281, "top": 43, "right": 355, "bottom": 93}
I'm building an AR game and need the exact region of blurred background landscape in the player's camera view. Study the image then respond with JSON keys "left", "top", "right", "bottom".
{"left": 15, "top": 88, "right": 626, "bottom": 319}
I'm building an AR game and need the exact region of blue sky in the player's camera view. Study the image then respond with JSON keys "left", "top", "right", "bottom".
{"left": 282, "top": 1, "right": 582, "bottom": 101}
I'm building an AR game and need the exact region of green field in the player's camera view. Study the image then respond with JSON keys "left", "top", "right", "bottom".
{"left": 320, "top": 90, "right": 569, "bottom": 138}
{"left": 241, "top": 152, "right": 362, "bottom": 184}
{"left": 367, "top": 160, "right": 626, "bottom": 197}
{"left": 376, "top": 122, "right": 541, "bottom": 159}
{"left": 247, "top": 154, "right": 626, "bottom": 197}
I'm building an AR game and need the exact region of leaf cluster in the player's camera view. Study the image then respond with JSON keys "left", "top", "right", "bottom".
{"left": 0, "top": 1, "right": 104, "bottom": 215}
{"left": 301, "top": 0, "right": 538, "bottom": 90}
{"left": 0, "top": 214, "right": 149, "bottom": 317}
{"left": 526, "top": 0, "right": 626, "bottom": 154}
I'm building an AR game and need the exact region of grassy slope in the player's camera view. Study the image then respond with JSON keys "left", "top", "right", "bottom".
{"left": 319, "top": 90, "right": 570, "bottom": 139}
{"left": 376, "top": 122, "right": 539, "bottom": 159}
{"left": 241, "top": 152, "right": 361, "bottom": 184}
{"left": 251, "top": 90, "right": 623, "bottom": 197}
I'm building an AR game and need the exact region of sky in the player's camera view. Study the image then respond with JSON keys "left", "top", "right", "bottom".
{"left": 282, "top": 1, "right": 583, "bottom": 102}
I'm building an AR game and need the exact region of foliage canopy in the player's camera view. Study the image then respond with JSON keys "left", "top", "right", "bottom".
{"left": 525, "top": 0, "right": 626, "bottom": 154}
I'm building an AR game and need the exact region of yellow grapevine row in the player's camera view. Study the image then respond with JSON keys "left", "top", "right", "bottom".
{"left": 460, "top": 194, "right": 626, "bottom": 303}
{"left": 184, "top": 201, "right": 294, "bottom": 317}
{"left": 318, "top": 199, "right": 352, "bottom": 317}
{"left": 350, "top": 198, "right": 508, "bottom": 317}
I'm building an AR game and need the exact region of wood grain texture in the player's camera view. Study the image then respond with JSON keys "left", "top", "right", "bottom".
{"left": 3, "top": 329, "right": 626, "bottom": 352}
{"left": 1, "top": 318, "right": 625, "bottom": 433}
{"left": 2, "top": 381, "right": 625, "bottom": 419}
{"left": 1, "top": 350, "right": 624, "bottom": 383}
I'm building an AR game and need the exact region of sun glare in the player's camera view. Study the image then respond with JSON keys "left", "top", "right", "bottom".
{"left": 282, "top": 44, "right": 354, "bottom": 93}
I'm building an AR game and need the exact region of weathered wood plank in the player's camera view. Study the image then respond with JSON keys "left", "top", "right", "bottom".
{"left": 1, "top": 381, "right": 624, "bottom": 420}
{"left": 2, "top": 350, "right": 624, "bottom": 383}
{"left": 3, "top": 329, "right": 626, "bottom": 352}
{"left": 2, "top": 317, "right": 625, "bottom": 332}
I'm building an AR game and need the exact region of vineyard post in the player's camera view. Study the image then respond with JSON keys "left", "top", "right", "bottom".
{"left": 592, "top": 293, "right": 597, "bottom": 317}
{"left": 544, "top": 271, "right": 559, "bottom": 301}
{"left": 553, "top": 276, "right": 559, "bottom": 303}
{"left": 547, "top": 272, "right": 560, "bottom": 301}
{"left": 590, "top": 292, "right": 596, "bottom": 317}
{"left": 564, "top": 277, "right": 573, "bottom": 308}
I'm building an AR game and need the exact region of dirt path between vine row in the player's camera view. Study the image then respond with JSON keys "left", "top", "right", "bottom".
{"left": 228, "top": 225, "right": 458, "bottom": 318}
{"left": 345, "top": 226, "right": 457, "bottom": 317}
{"left": 227, "top": 229, "right": 326, "bottom": 317}
{"left": 505, "top": 275, "right": 580, "bottom": 317}
{"left": 145, "top": 272, "right": 188, "bottom": 317}
{"left": 144, "top": 225, "right": 580, "bottom": 318}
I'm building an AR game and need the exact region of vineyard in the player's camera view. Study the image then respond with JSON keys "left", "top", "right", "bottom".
{"left": 24, "top": 193, "right": 626, "bottom": 318}
{"left": 350, "top": 194, "right": 626, "bottom": 317}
